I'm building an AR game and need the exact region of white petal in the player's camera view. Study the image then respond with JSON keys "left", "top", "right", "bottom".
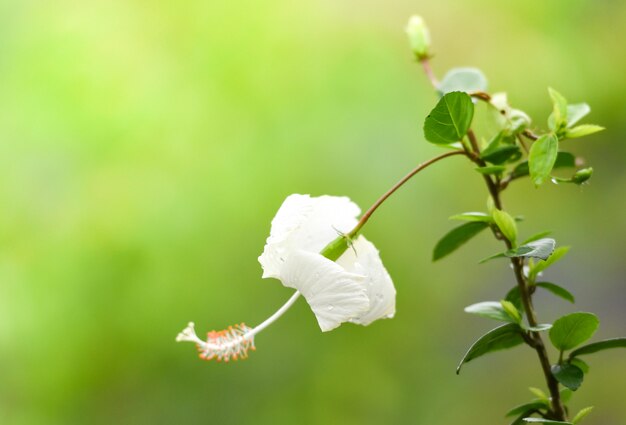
{"left": 281, "top": 249, "right": 369, "bottom": 332}
{"left": 258, "top": 194, "right": 360, "bottom": 280}
{"left": 336, "top": 236, "right": 396, "bottom": 326}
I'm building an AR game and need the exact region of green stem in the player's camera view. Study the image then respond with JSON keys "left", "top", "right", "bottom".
{"left": 489, "top": 174, "right": 566, "bottom": 421}
{"left": 347, "top": 150, "right": 465, "bottom": 239}
{"left": 466, "top": 129, "right": 502, "bottom": 209}
{"left": 420, "top": 58, "right": 439, "bottom": 88}
{"left": 321, "top": 150, "right": 466, "bottom": 262}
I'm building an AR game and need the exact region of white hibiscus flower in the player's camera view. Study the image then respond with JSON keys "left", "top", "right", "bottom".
{"left": 258, "top": 194, "right": 396, "bottom": 332}
{"left": 177, "top": 194, "right": 396, "bottom": 361}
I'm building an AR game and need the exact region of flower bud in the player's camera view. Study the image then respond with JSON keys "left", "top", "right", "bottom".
{"left": 406, "top": 15, "right": 431, "bottom": 60}
{"left": 551, "top": 167, "right": 593, "bottom": 185}
{"left": 571, "top": 167, "right": 593, "bottom": 185}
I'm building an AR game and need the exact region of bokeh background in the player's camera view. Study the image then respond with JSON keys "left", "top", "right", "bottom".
{"left": 1, "top": 0, "right": 625, "bottom": 424}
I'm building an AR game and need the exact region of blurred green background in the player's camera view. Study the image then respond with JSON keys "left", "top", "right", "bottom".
{"left": 1, "top": 0, "right": 625, "bottom": 424}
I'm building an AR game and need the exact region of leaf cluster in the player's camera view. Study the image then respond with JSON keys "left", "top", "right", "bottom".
{"left": 423, "top": 86, "right": 602, "bottom": 189}
{"left": 419, "top": 69, "right": 622, "bottom": 424}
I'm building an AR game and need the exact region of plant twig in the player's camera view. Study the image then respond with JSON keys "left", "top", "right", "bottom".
{"left": 491, "top": 185, "right": 567, "bottom": 421}
{"left": 420, "top": 58, "right": 439, "bottom": 88}
{"left": 419, "top": 61, "right": 567, "bottom": 421}
{"left": 348, "top": 150, "right": 466, "bottom": 238}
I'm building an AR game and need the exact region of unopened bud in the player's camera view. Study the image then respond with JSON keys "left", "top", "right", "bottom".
{"left": 572, "top": 167, "right": 593, "bottom": 185}
{"left": 406, "top": 15, "right": 431, "bottom": 60}
{"left": 551, "top": 167, "right": 593, "bottom": 185}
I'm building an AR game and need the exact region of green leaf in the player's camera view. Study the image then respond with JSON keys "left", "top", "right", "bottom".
{"left": 565, "top": 124, "right": 604, "bottom": 139}
{"left": 438, "top": 67, "right": 488, "bottom": 94}
{"left": 505, "top": 286, "right": 523, "bottom": 312}
{"left": 501, "top": 300, "right": 522, "bottom": 323}
{"left": 449, "top": 212, "right": 493, "bottom": 223}
{"left": 511, "top": 161, "right": 530, "bottom": 180}
{"left": 551, "top": 363, "right": 584, "bottom": 391}
{"left": 549, "top": 313, "right": 599, "bottom": 351}
{"left": 531, "top": 246, "right": 570, "bottom": 277}
{"left": 553, "top": 152, "right": 577, "bottom": 168}
{"left": 536, "top": 282, "right": 575, "bottom": 303}
{"left": 486, "top": 196, "right": 496, "bottom": 215}
{"left": 480, "top": 239, "right": 555, "bottom": 264}
{"left": 548, "top": 88, "right": 568, "bottom": 131}
{"left": 511, "top": 413, "right": 536, "bottom": 425}
{"left": 529, "top": 134, "right": 559, "bottom": 186}
{"left": 553, "top": 151, "right": 578, "bottom": 168}
{"left": 570, "top": 358, "right": 589, "bottom": 374}
{"left": 432, "top": 221, "right": 489, "bottom": 261}
{"left": 572, "top": 406, "right": 594, "bottom": 424}
{"left": 526, "top": 324, "right": 552, "bottom": 332}
{"left": 569, "top": 337, "right": 626, "bottom": 358}
{"left": 560, "top": 388, "right": 573, "bottom": 403}
{"left": 505, "top": 238, "right": 556, "bottom": 261}
{"left": 424, "top": 92, "right": 475, "bottom": 145}
{"left": 493, "top": 209, "right": 518, "bottom": 245}
{"left": 506, "top": 402, "right": 547, "bottom": 417}
{"left": 479, "top": 251, "right": 507, "bottom": 264}
{"left": 475, "top": 165, "right": 507, "bottom": 175}
{"left": 481, "top": 139, "right": 521, "bottom": 165}
{"left": 566, "top": 103, "right": 590, "bottom": 127}
{"left": 456, "top": 323, "right": 524, "bottom": 374}
{"left": 522, "top": 231, "right": 553, "bottom": 245}
{"left": 511, "top": 152, "right": 575, "bottom": 180}
{"left": 528, "top": 387, "right": 549, "bottom": 402}
{"left": 464, "top": 301, "right": 514, "bottom": 322}
{"left": 523, "top": 418, "right": 572, "bottom": 424}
